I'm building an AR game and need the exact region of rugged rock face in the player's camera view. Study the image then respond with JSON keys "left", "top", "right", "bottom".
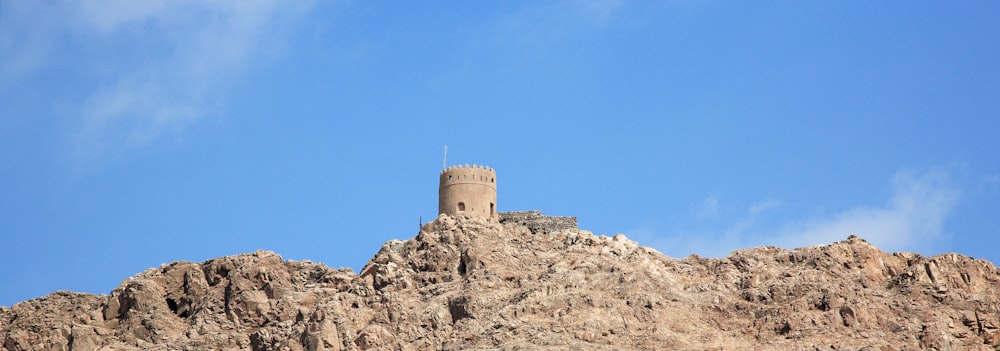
{"left": 2, "top": 214, "right": 1000, "bottom": 350}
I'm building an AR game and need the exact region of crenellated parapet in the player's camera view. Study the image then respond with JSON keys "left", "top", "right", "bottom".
{"left": 439, "top": 164, "right": 497, "bottom": 219}
{"left": 439, "top": 164, "right": 497, "bottom": 188}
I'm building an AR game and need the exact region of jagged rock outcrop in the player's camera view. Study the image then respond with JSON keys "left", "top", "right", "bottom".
{"left": 2, "top": 214, "right": 999, "bottom": 350}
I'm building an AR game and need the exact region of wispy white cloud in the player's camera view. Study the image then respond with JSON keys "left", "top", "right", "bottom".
{"left": 0, "top": 2, "right": 66, "bottom": 80}
{"left": 577, "top": 0, "right": 625, "bottom": 26}
{"left": 695, "top": 193, "right": 719, "bottom": 218}
{"left": 747, "top": 199, "right": 781, "bottom": 216}
{"left": 637, "top": 169, "right": 959, "bottom": 258}
{"left": 2, "top": 1, "right": 315, "bottom": 172}
{"left": 493, "top": 0, "right": 628, "bottom": 49}
{"left": 76, "top": 1, "right": 316, "bottom": 171}
{"left": 75, "top": 0, "right": 172, "bottom": 31}
{"left": 770, "top": 170, "right": 958, "bottom": 252}
{"left": 984, "top": 174, "right": 1000, "bottom": 187}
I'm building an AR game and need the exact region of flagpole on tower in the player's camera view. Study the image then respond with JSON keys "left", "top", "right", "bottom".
{"left": 443, "top": 145, "right": 448, "bottom": 169}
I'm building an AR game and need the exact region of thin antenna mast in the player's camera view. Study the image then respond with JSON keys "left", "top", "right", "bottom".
{"left": 443, "top": 145, "right": 448, "bottom": 169}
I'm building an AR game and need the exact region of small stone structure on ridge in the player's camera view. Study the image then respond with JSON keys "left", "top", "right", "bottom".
{"left": 498, "top": 210, "right": 578, "bottom": 235}
{"left": 438, "top": 164, "right": 577, "bottom": 233}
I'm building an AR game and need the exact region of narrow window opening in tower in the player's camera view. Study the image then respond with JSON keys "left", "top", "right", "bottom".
{"left": 449, "top": 175, "right": 453, "bottom": 180}
{"left": 490, "top": 203, "right": 494, "bottom": 215}
{"left": 491, "top": 178, "right": 494, "bottom": 183}
{"left": 458, "top": 202, "right": 465, "bottom": 212}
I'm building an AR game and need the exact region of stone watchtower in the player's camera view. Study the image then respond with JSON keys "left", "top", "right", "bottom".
{"left": 439, "top": 164, "right": 497, "bottom": 219}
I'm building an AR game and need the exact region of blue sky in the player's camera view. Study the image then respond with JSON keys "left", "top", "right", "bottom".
{"left": 2, "top": 1, "right": 999, "bottom": 306}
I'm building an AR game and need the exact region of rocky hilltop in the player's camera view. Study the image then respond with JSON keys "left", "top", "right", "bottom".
{"left": 3, "top": 214, "right": 1000, "bottom": 350}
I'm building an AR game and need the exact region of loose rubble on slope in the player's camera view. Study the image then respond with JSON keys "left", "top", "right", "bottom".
{"left": 3, "top": 214, "right": 999, "bottom": 350}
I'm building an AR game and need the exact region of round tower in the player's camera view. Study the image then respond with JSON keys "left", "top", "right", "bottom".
{"left": 439, "top": 164, "right": 497, "bottom": 219}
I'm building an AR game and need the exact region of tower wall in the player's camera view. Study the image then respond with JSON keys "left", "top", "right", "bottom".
{"left": 439, "top": 164, "right": 497, "bottom": 218}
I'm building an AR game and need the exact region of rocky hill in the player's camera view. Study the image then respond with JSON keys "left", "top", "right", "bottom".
{"left": 2, "top": 214, "right": 1000, "bottom": 350}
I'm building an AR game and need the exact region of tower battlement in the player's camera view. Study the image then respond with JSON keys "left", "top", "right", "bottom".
{"left": 439, "top": 164, "right": 497, "bottom": 218}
